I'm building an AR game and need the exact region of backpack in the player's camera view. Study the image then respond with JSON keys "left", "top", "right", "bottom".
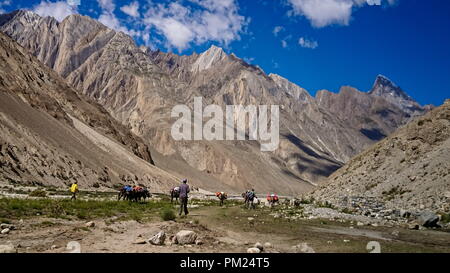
{"left": 247, "top": 191, "right": 255, "bottom": 200}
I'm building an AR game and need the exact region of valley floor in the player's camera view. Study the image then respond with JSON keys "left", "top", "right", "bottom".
{"left": 0, "top": 189, "right": 449, "bottom": 253}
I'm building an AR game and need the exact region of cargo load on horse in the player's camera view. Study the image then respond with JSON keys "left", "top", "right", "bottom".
{"left": 170, "top": 187, "right": 180, "bottom": 203}
{"left": 118, "top": 185, "right": 151, "bottom": 202}
{"left": 266, "top": 193, "right": 279, "bottom": 207}
{"left": 215, "top": 192, "right": 228, "bottom": 206}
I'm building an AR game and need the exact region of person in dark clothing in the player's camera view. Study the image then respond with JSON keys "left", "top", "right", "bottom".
{"left": 178, "top": 178, "right": 190, "bottom": 216}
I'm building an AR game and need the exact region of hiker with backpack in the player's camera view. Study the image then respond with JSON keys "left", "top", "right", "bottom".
{"left": 70, "top": 182, "right": 79, "bottom": 200}
{"left": 246, "top": 189, "right": 257, "bottom": 209}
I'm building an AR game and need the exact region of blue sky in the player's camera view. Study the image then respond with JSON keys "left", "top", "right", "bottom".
{"left": 1, "top": 0, "right": 449, "bottom": 106}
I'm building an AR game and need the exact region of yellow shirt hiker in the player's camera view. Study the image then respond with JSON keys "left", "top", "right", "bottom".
{"left": 70, "top": 183, "right": 79, "bottom": 200}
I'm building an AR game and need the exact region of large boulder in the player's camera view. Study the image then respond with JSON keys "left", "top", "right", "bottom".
{"left": 417, "top": 211, "right": 440, "bottom": 228}
{"left": 175, "top": 230, "right": 197, "bottom": 245}
{"left": 148, "top": 231, "right": 166, "bottom": 245}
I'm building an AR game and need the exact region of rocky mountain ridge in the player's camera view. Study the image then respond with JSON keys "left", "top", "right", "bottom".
{"left": 0, "top": 10, "right": 433, "bottom": 194}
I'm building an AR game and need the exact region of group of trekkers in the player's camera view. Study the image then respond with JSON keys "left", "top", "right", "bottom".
{"left": 118, "top": 185, "right": 151, "bottom": 202}
{"left": 71, "top": 178, "right": 279, "bottom": 214}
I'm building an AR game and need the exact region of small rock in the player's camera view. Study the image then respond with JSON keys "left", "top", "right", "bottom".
{"left": 176, "top": 230, "right": 197, "bottom": 245}
{"left": 357, "top": 222, "right": 364, "bottom": 226}
{"left": 391, "top": 230, "right": 399, "bottom": 237}
{"left": 0, "top": 244, "right": 16, "bottom": 253}
{"left": 51, "top": 245, "right": 58, "bottom": 250}
{"left": 264, "top": 242, "right": 272, "bottom": 249}
{"left": 170, "top": 235, "right": 178, "bottom": 244}
{"left": 247, "top": 217, "right": 255, "bottom": 222}
{"left": 1, "top": 228, "right": 10, "bottom": 234}
{"left": 133, "top": 239, "right": 147, "bottom": 245}
{"left": 247, "top": 247, "right": 261, "bottom": 253}
{"left": 148, "top": 231, "right": 166, "bottom": 245}
{"left": 294, "top": 243, "right": 315, "bottom": 253}
{"left": 85, "top": 221, "right": 95, "bottom": 228}
{"left": 343, "top": 240, "right": 350, "bottom": 243}
{"left": 195, "top": 239, "right": 203, "bottom": 245}
{"left": 254, "top": 242, "right": 264, "bottom": 250}
{"left": 399, "top": 209, "right": 411, "bottom": 218}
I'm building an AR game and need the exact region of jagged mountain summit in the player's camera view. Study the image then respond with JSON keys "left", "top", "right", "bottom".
{"left": 0, "top": 31, "right": 178, "bottom": 191}
{"left": 369, "top": 74, "right": 430, "bottom": 117}
{"left": 0, "top": 9, "right": 432, "bottom": 194}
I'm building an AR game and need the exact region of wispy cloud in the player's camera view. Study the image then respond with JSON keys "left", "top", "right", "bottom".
{"left": 299, "top": 37, "right": 318, "bottom": 49}
{"left": 120, "top": 1, "right": 139, "bottom": 18}
{"left": 280, "top": 35, "right": 292, "bottom": 48}
{"left": 243, "top": 57, "right": 255, "bottom": 64}
{"left": 273, "top": 26, "right": 284, "bottom": 36}
{"left": 96, "top": 0, "right": 141, "bottom": 38}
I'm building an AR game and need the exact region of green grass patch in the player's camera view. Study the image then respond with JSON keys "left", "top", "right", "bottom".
{"left": 0, "top": 198, "right": 174, "bottom": 222}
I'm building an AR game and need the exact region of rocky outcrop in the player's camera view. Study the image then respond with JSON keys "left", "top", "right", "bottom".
{"left": 310, "top": 100, "right": 450, "bottom": 213}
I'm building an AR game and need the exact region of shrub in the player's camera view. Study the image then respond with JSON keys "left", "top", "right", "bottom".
{"left": 29, "top": 189, "right": 47, "bottom": 198}
{"left": 440, "top": 213, "right": 450, "bottom": 223}
{"left": 160, "top": 208, "right": 176, "bottom": 221}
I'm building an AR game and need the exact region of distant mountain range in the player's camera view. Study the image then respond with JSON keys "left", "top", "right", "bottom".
{"left": 0, "top": 10, "right": 434, "bottom": 194}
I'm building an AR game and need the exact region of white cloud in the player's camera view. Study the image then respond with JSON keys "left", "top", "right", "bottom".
{"left": 97, "top": 0, "right": 115, "bottom": 13}
{"left": 33, "top": 1, "right": 77, "bottom": 22}
{"left": 287, "top": 0, "right": 398, "bottom": 28}
{"left": 0, "top": 0, "right": 11, "bottom": 7}
{"left": 243, "top": 57, "right": 255, "bottom": 63}
{"left": 280, "top": 35, "right": 292, "bottom": 48}
{"left": 120, "top": 1, "right": 139, "bottom": 18}
{"left": 273, "top": 26, "right": 284, "bottom": 36}
{"left": 143, "top": 0, "right": 248, "bottom": 51}
{"left": 96, "top": 0, "right": 141, "bottom": 38}
{"left": 299, "top": 37, "right": 318, "bottom": 49}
